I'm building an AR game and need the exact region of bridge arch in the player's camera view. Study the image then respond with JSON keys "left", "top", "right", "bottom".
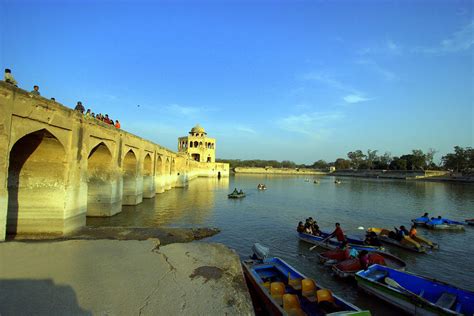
{"left": 87, "top": 142, "right": 121, "bottom": 216}
{"left": 122, "top": 149, "right": 142, "bottom": 205}
{"left": 142, "top": 153, "right": 155, "bottom": 198}
{"left": 7, "top": 129, "right": 67, "bottom": 235}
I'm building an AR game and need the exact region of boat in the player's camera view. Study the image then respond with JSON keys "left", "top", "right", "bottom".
{"left": 331, "top": 251, "right": 406, "bottom": 279}
{"left": 425, "top": 218, "right": 465, "bottom": 230}
{"left": 334, "top": 180, "right": 342, "bottom": 184}
{"left": 367, "top": 228, "right": 429, "bottom": 253}
{"left": 257, "top": 184, "right": 267, "bottom": 190}
{"left": 228, "top": 191, "right": 246, "bottom": 198}
{"left": 314, "top": 180, "right": 320, "bottom": 184}
{"left": 412, "top": 216, "right": 431, "bottom": 227}
{"left": 355, "top": 264, "right": 474, "bottom": 315}
{"left": 242, "top": 244, "right": 372, "bottom": 316}
{"left": 466, "top": 219, "right": 474, "bottom": 226}
{"left": 298, "top": 232, "right": 383, "bottom": 252}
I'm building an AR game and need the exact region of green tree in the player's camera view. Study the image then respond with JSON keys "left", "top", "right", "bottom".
{"left": 312, "top": 160, "right": 329, "bottom": 169}
{"left": 442, "top": 146, "right": 473, "bottom": 172}
{"left": 366, "top": 149, "right": 378, "bottom": 170}
{"left": 335, "top": 158, "right": 351, "bottom": 170}
{"left": 389, "top": 157, "right": 407, "bottom": 170}
{"left": 347, "top": 150, "right": 366, "bottom": 169}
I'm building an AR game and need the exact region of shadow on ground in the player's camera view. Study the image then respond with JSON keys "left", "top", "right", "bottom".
{"left": 0, "top": 279, "right": 91, "bottom": 316}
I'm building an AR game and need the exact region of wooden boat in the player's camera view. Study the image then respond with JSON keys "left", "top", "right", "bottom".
{"left": 298, "top": 232, "right": 383, "bottom": 252}
{"left": 243, "top": 251, "right": 372, "bottom": 315}
{"left": 367, "top": 228, "right": 428, "bottom": 253}
{"left": 355, "top": 264, "right": 474, "bottom": 315}
{"left": 466, "top": 219, "right": 474, "bottom": 225}
{"left": 426, "top": 218, "right": 465, "bottom": 230}
{"left": 331, "top": 252, "right": 406, "bottom": 279}
{"left": 228, "top": 191, "right": 246, "bottom": 198}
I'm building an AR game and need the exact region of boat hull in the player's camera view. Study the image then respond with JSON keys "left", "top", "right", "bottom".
{"left": 298, "top": 232, "right": 382, "bottom": 252}
{"left": 331, "top": 252, "right": 406, "bottom": 278}
{"left": 426, "top": 224, "right": 465, "bottom": 230}
{"left": 367, "top": 228, "right": 427, "bottom": 253}
{"left": 466, "top": 219, "right": 474, "bottom": 226}
{"left": 242, "top": 257, "right": 368, "bottom": 315}
{"left": 355, "top": 264, "right": 474, "bottom": 316}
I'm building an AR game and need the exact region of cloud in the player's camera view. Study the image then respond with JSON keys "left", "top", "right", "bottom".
{"left": 343, "top": 94, "right": 372, "bottom": 104}
{"left": 386, "top": 40, "right": 401, "bottom": 55}
{"left": 277, "top": 112, "right": 342, "bottom": 136}
{"left": 358, "top": 39, "right": 402, "bottom": 56}
{"left": 236, "top": 125, "right": 257, "bottom": 134}
{"left": 356, "top": 59, "right": 397, "bottom": 81}
{"left": 166, "top": 104, "right": 200, "bottom": 116}
{"left": 415, "top": 21, "right": 474, "bottom": 54}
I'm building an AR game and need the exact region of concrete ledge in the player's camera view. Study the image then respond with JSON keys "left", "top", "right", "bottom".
{"left": 0, "top": 240, "right": 254, "bottom": 315}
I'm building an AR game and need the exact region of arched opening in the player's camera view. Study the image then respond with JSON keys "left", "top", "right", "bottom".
{"left": 144, "top": 154, "right": 152, "bottom": 176}
{"left": 7, "top": 129, "right": 66, "bottom": 235}
{"left": 87, "top": 142, "right": 120, "bottom": 217}
{"left": 156, "top": 155, "right": 163, "bottom": 175}
{"left": 171, "top": 159, "right": 176, "bottom": 175}
{"left": 207, "top": 156, "right": 212, "bottom": 162}
{"left": 193, "top": 141, "right": 198, "bottom": 147}
{"left": 122, "top": 150, "right": 142, "bottom": 205}
{"left": 143, "top": 153, "right": 155, "bottom": 198}
{"left": 191, "top": 153, "right": 200, "bottom": 162}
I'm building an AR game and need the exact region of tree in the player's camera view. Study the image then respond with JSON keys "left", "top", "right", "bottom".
{"left": 442, "top": 146, "right": 473, "bottom": 172}
{"left": 366, "top": 149, "right": 378, "bottom": 170}
{"left": 347, "top": 150, "right": 366, "bottom": 169}
{"left": 425, "top": 148, "right": 438, "bottom": 169}
{"left": 334, "top": 158, "right": 351, "bottom": 170}
{"left": 312, "top": 160, "right": 329, "bottom": 170}
{"left": 389, "top": 157, "right": 407, "bottom": 170}
{"left": 373, "top": 152, "right": 392, "bottom": 170}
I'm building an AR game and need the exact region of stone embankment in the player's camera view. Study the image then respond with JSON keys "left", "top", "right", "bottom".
{"left": 332, "top": 169, "right": 454, "bottom": 180}
{"left": 234, "top": 166, "right": 327, "bottom": 175}
{"left": 0, "top": 239, "right": 254, "bottom": 315}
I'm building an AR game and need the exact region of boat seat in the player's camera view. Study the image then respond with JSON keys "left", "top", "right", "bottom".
{"left": 282, "top": 294, "right": 307, "bottom": 316}
{"left": 365, "top": 269, "right": 388, "bottom": 281}
{"left": 288, "top": 272, "right": 303, "bottom": 291}
{"left": 435, "top": 292, "right": 457, "bottom": 309}
{"left": 301, "top": 279, "right": 317, "bottom": 302}
{"left": 316, "top": 289, "right": 335, "bottom": 304}
{"left": 261, "top": 281, "right": 271, "bottom": 291}
{"left": 270, "top": 282, "right": 286, "bottom": 305}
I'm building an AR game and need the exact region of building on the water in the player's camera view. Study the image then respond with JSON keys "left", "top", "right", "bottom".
{"left": 178, "top": 124, "right": 216, "bottom": 163}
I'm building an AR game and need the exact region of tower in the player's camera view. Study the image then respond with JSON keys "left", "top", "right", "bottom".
{"left": 178, "top": 124, "right": 216, "bottom": 163}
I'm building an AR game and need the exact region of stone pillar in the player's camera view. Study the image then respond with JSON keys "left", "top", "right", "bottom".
{"left": 142, "top": 153, "right": 155, "bottom": 198}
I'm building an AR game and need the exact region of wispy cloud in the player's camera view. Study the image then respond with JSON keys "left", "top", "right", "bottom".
{"left": 358, "top": 39, "right": 402, "bottom": 56}
{"left": 343, "top": 94, "right": 372, "bottom": 104}
{"left": 356, "top": 59, "right": 397, "bottom": 81}
{"left": 236, "top": 125, "right": 257, "bottom": 134}
{"left": 166, "top": 104, "right": 200, "bottom": 116}
{"left": 277, "top": 111, "right": 342, "bottom": 136}
{"left": 415, "top": 21, "right": 474, "bottom": 54}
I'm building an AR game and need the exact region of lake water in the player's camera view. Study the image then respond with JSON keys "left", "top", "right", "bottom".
{"left": 87, "top": 175, "right": 474, "bottom": 315}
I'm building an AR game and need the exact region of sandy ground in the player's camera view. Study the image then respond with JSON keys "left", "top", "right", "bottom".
{"left": 0, "top": 240, "right": 254, "bottom": 316}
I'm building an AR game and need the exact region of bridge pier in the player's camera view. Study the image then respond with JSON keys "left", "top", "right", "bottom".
{"left": 122, "top": 150, "right": 143, "bottom": 205}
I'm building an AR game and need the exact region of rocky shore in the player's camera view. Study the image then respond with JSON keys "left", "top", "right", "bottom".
{"left": 0, "top": 228, "right": 254, "bottom": 315}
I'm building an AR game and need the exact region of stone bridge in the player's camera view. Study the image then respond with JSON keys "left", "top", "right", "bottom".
{"left": 0, "top": 82, "right": 229, "bottom": 241}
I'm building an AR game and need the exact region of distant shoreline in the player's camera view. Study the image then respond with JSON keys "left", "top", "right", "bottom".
{"left": 233, "top": 167, "right": 474, "bottom": 183}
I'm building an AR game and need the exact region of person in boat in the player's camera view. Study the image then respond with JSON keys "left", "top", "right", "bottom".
{"left": 311, "top": 220, "right": 321, "bottom": 236}
{"left": 232, "top": 188, "right": 238, "bottom": 194}
{"left": 358, "top": 250, "right": 370, "bottom": 271}
{"left": 304, "top": 222, "right": 313, "bottom": 234}
{"left": 329, "top": 223, "right": 346, "bottom": 242}
{"left": 429, "top": 216, "right": 444, "bottom": 225}
{"left": 364, "top": 231, "right": 382, "bottom": 246}
{"left": 394, "top": 225, "right": 409, "bottom": 241}
{"left": 421, "top": 212, "right": 429, "bottom": 219}
{"left": 409, "top": 225, "right": 417, "bottom": 238}
{"left": 239, "top": 189, "right": 244, "bottom": 194}
{"left": 297, "top": 221, "right": 305, "bottom": 233}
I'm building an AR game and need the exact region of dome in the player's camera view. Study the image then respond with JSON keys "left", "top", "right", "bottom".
{"left": 190, "top": 124, "right": 206, "bottom": 134}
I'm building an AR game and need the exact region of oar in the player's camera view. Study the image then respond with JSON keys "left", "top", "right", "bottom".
{"left": 385, "top": 277, "right": 420, "bottom": 298}
{"left": 309, "top": 236, "right": 331, "bottom": 251}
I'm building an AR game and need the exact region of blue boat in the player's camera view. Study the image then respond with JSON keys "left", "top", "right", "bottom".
{"left": 413, "top": 216, "right": 465, "bottom": 230}
{"left": 298, "top": 232, "right": 383, "bottom": 252}
{"left": 243, "top": 246, "right": 371, "bottom": 316}
{"left": 355, "top": 264, "right": 474, "bottom": 315}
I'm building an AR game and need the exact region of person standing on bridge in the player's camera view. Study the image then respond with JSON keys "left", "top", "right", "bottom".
{"left": 75, "top": 101, "right": 85, "bottom": 113}
{"left": 30, "top": 85, "right": 40, "bottom": 95}
{"left": 4, "top": 69, "right": 17, "bottom": 86}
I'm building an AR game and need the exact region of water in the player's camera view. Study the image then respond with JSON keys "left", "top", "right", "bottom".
{"left": 87, "top": 175, "right": 474, "bottom": 315}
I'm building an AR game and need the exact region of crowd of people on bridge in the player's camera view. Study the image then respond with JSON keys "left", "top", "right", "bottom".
{"left": 4, "top": 68, "right": 121, "bottom": 129}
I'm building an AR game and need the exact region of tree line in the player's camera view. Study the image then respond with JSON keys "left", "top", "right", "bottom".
{"left": 217, "top": 146, "right": 473, "bottom": 173}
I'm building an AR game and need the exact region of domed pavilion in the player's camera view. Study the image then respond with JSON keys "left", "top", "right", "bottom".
{"left": 178, "top": 124, "right": 216, "bottom": 162}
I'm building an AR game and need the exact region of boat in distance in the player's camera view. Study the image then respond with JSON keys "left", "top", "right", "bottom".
{"left": 412, "top": 217, "right": 465, "bottom": 230}
{"left": 228, "top": 191, "right": 246, "bottom": 198}
{"left": 466, "top": 219, "right": 474, "bottom": 225}
{"left": 242, "top": 250, "right": 372, "bottom": 315}
{"left": 355, "top": 264, "right": 474, "bottom": 315}
{"left": 298, "top": 232, "right": 383, "bottom": 252}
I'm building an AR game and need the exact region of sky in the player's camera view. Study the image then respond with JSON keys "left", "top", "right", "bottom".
{"left": 1, "top": 0, "right": 473, "bottom": 164}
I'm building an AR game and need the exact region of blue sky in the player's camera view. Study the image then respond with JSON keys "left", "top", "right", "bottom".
{"left": 1, "top": 0, "right": 473, "bottom": 164}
